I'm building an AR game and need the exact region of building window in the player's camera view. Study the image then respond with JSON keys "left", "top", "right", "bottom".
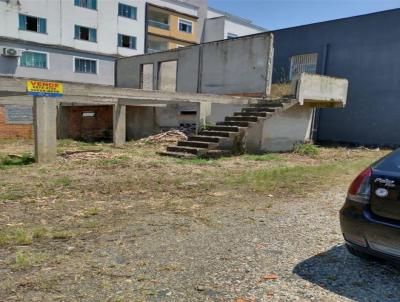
{"left": 74, "top": 0, "right": 97, "bottom": 10}
{"left": 118, "top": 34, "right": 137, "bottom": 49}
{"left": 20, "top": 51, "right": 48, "bottom": 69}
{"left": 74, "top": 57, "right": 97, "bottom": 74}
{"left": 227, "top": 33, "right": 238, "bottom": 39}
{"left": 118, "top": 3, "right": 137, "bottom": 19}
{"left": 289, "top": 53, "right": 318, "bottom": 80}
{"left": 178, "top": 19, "right": 193, "bottom": 34}
{"left": 74, "top": 25, "right": 97, "bottom": 42}
{"left": 19, "top": 14, "right": 46, "bottom": 34}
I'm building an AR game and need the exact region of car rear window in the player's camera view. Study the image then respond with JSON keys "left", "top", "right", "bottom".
{"left": 374, "top": 148, "right": 400, "bottom": 173}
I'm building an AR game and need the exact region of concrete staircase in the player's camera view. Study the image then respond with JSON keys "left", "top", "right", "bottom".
{"left": 159, "top": 98, "right": 298, "bottom": 158}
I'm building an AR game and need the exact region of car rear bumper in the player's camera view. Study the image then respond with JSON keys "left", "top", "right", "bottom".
{"left": 340, "top": 198, "right": 400, "bottom": 263}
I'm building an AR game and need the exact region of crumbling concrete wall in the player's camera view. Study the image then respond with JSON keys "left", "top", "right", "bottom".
{"left": 116, "top": 32, "right": 274, "bottom": 96}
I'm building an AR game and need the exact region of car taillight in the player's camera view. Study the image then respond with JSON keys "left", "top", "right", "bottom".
{"left": 347, "top": 167, "right": 372, "bottom": 203}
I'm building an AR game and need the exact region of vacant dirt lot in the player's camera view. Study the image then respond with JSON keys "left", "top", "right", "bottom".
{"left": 0, "top": 139, "right": 398, "bottom": 302}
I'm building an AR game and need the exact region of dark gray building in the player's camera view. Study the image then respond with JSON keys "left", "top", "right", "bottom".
{"left": 273, "top": 8, "right": 400, "bottom": 147}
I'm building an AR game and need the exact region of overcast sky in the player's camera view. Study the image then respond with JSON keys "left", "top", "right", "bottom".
{"left": 207, "top": 0, "right": 400, "bottom": 30}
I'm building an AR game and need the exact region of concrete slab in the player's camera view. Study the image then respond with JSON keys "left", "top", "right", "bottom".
{"left": 296, "top": 73, "right": 348, "bottom": 108}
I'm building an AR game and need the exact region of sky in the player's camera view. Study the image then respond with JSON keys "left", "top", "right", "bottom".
{"left": 207, "top": 0, "right": 400, "bottom": 30}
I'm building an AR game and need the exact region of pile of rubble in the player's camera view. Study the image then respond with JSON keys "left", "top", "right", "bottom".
{"left": 61, "top": 150, "right": 112, "bottom": 161}
{"left": 139, "top": 130, "right": 187, "bottom": 143}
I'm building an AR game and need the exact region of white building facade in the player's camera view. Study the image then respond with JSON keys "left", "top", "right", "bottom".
{"left": 0, "top": 0, "right": 147, "bottom": 85}
{"left": 204, "top": 7, "right": 266, "bottom": 42}
{"left": 0, "top": 0, "right": 146, "bottom": 56}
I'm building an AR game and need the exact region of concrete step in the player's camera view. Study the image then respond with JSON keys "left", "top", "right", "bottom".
{"left": 178, "top": 140, "right": 217, "bottom": 149}
{"left": 242, "top": 107, "right": 278, "bottom": 113}
{"left": 225, "top": 116, "right": 259, "bottom": 122}
{"left": 188, "top": 135, "right": 220, "bottom": 143}
{"left": 158, "top": 151, "right": 197, "bottom": 159}
{"left": 166, "top": 145, "right": 207, "bottom": 155}
{"left": 199, "top": 130, "right": 234, "bottom": 137}
{"left": 234, "top": 111, "right": 270, "bottom": 117}
{"left": 207, "top": 125, "right": 240, "bottom": 132}
{"left": 248, "top": 102, "right": 284, "bottom": 108}
{"left": 216, "top": 121, "right": 250, "bottom": 127}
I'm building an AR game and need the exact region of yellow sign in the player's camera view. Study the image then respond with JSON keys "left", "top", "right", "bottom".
{"left": 26, "top": 80, "right": 64, "bottom": 97}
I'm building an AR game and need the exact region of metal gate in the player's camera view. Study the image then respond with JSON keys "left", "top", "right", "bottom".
{"left": 289, "top": 53, "right": 318, "bottom": 80}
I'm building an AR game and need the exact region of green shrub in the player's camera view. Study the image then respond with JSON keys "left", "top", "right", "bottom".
{"left": 293, "top": 143, "right": 320, "bottom": 156}
{"left": 1, "top": 153, "right": 35, "bottom": 166}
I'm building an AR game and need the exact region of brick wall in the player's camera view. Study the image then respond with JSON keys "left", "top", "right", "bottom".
{"left": 0, "top": 106, "right": 33, "bottom": 139}
{"left": 61, "top": 106, "right": 113, "bottom": 142}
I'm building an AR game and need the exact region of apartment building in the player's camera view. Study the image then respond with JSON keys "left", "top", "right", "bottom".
{"left": 0, "top": 0, "right": 146, "bottom": 84}
{"left": 204, "top": 7, "right": 266, "bottom": 42}
{"left": 0, "top": 0, "right": 265, "bottom": 140}
{"left": 146, "top": 0, "right": 199, "bottom": 52}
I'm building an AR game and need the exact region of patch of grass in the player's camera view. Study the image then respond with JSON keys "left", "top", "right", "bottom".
{"left": 32, "top": 226, "right": 49, "bottom": 239}
{"left": 0, "top": 191, "right": 27, "bottom": 201}
{"left": 0, "top": 153, "right": 34, "bottom": 167}
{"left": 12, "top": 250, "right": 30, "bottom": 270}
{"left": 293, "top": 143, "right": 320, "bottom": 156}
{"left": 99, "top": 156, "right": 130, "bottom": 166}
{"left": 11, "top": 250, "right": 49, "bottom": 270}
{"left": 57, "top": 139, "right": 96, "bottom": 148}
{"left": 230, "top": 158, "right": 371, "bottom": 194}
{"left": 83, "top": 207, "right": 101, "bottom": 218}
{"left": 50, "top": 230, "right": 75, "bottom": 240}
{"left": 0, "top": 228, "right": 33, "bottom": 246}
{"left": 82, "top": 220, "right": 100, "bottom": 229}
{"left": 243, "top": 153, "right": 282, "bottom": 162}
{"left": 176, "top": 158, "right": 216, "bottom": 165}
{"left": 53, "top": 176, "right": 72, "bottom": 187}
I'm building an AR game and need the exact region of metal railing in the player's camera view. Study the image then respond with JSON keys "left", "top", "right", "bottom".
{"left": 148, "top": 20, "right": 170, "bottom": 30}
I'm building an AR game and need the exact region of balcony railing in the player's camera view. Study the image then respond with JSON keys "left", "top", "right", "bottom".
{"left": 148, "top": 20, "right": 170, "bottom": 30}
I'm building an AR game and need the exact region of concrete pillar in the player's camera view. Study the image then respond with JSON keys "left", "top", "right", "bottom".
{"left": 33, "top": 97, "right": 57, "bottom": 163}
{"left": 197, "top": 102, "right": 211, "bottom": 133}
{"left": 113, "top": 103, "right": 126, "bottom": 147}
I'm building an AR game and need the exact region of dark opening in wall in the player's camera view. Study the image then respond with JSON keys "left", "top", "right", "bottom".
{"left": 26, "top": 16, "right": 38, "bottom": 32}
{"left": 180, "top": 111, "right": 197, "bottom": 115}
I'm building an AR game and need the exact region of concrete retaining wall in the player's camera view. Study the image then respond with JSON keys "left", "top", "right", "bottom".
{"left": 116, "top": 32, "right": 274, "bottom": 96}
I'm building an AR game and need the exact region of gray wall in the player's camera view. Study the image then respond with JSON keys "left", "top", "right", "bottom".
{"left": 180, "top": 0, "right": 208, "bottom": 43}
{"left": 273, "top": 9, "right": 400, "bottom": 147}
{"left": 116, "top": 33, "right": 274, "bottom": 96}
{"left": 203, "top": 17, "right": 225, "bottom": 42}
{"left": 0, "top": 39, "right": 115, "bottom": 85}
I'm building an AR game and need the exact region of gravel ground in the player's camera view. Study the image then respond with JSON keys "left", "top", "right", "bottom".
{"left": 15, "top": 188, "right": 400, "bottom": 302}
{"left": 102, "top": 188, "right": 400, "bottom": 302}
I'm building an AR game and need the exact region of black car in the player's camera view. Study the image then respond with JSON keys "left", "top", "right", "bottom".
{"left": 340, "top": 148, "right": 400, "bottom": 263}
